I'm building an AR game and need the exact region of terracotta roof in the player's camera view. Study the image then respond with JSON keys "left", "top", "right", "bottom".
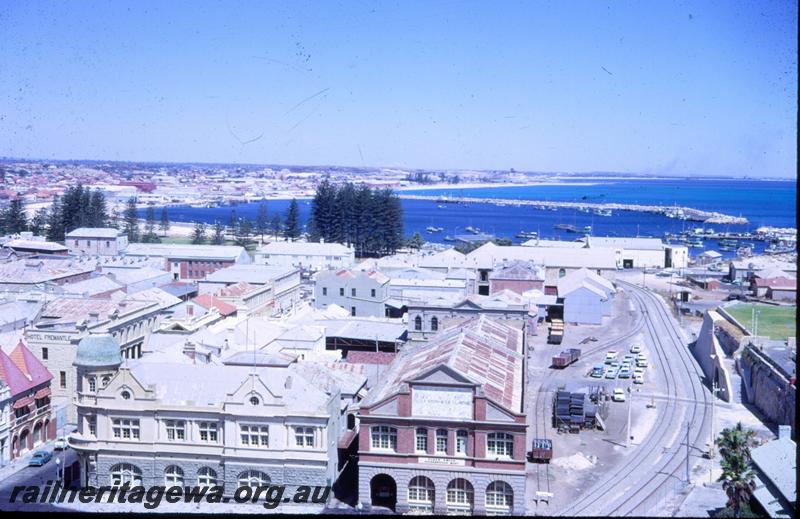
{"left": 192, "top": 294, "right": 237, "bottom": 316}
{"left": 346, "top": 351, "right": 396, "bottom": 365}
{"left": 216, "top": 281, "right": 256, "bottom": 298}
{"left": 753, "top": 277, "right": 796, "bottom": 289}
{"left": 0, "top": 340, "right": 51, "bottom": 395}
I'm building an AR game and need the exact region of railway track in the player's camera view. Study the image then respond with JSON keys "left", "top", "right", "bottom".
{"left": 553, "top": 281, "right": 710, "bottom": 516}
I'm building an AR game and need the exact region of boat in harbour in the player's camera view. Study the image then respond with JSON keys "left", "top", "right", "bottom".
{"left": 583, "top": 225, "right": 592, "bottom": 235}
{"left": 554, "top": 224, "right": 578, "bottom": 232}
{"left": 465, "top": 226, "right": 481, "bottom": 234}
{"left": 515, "top": 231, "right": 538, "bottom": 239}
{"left": 593, "top": 208, "right": 612, "bottom": 217}
{"left": 426, "top": 226, "right": 444, "bottom": 233}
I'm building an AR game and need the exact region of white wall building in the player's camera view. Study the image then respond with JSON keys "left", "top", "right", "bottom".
{"left": 254, "top": 241, "right": 355, "bottom": 271}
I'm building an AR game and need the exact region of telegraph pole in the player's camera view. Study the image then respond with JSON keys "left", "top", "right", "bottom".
{"left": 709, "top": 380, "right": 717, "bottom": 483}
{"left": 626, "top": 386, "right": 632, "bottom": 448}
{"left": 686, "top": 422, "right": 691, "bottom": 484}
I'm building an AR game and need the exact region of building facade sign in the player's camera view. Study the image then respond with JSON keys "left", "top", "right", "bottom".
{"left": 417, "top": 456, "right": 466, "bottom": 466}
{"left": 411, "top": 385, "right": 472, "bottom": 419}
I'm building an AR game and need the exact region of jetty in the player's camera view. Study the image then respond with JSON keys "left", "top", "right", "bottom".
{"left": 400, "top": 195, "right": 749, "bottom": 225}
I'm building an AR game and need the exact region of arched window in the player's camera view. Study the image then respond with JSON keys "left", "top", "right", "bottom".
{"left": 120, "top": 390, "right": 131, "bottom": 400}
{"left": 414, "top": 315, "right": 422, "bottom": 331}
{"left": 558, "top": 268, "right": 566, "bottom": 278}
{"left": 430, "top": 316, "right": 438, "bottom": 331}
{"left": 415, "top": 428, "right": 428, "bottom": 453}
{"left": 88, "top": 377, "right": 97, "bottom": 392}
{"left": 487, "top": 432, "right": 514, "bottom": 458}
{"left": 164, "top": 465, "right": 184, "bottom": 487}
{"left": 32, "top": 422, "right": 43, "bottom": 447}
{"left": 446, "top": 478, "right": 474, "bottom": 514}
{"left": 249, "top": 395, "right": 260, "bottom": 406}
{"left": 102, "top": 376, "right": 111, "bottom": 387}
{"left": 238, "top": 470, "right": 270, "bottom": 489}
{"left": 197, "top": 467, "right": 217, "bottom": 488}
{"left": 408, "top": 476, "right": 435, "bottom": 513}
{"left": 485, "top": 481, "right": 513, "bottom": 514}
{"left": 110, "top": 463, "right": 143, "bottom": 487}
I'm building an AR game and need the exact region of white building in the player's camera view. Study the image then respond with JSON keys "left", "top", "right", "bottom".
{"left": 65, "top": 228, "right": 129, "bottom": 256}
{"left": 254, "top": 241, "right": 355, "bottom": 271}
{"left": 557, "top": 268, "right": 616, "bottom": 325}
{"left": 314, "top": 269, "right": 391, "bottom": 317}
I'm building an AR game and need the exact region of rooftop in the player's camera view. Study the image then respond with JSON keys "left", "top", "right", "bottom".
{"left": 65, "top": 227, "right": 125, "bottom": 238}
{"left": 125, "top": 243, "right": 249, "bottom": 261}
{"left": 204, "top": 264, "right": 297, "bottom": 285}
{"left": 256, "top": 241, "right": 353, "bottom": 255}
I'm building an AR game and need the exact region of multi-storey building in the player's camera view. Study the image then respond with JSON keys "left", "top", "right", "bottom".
{"left": 123, "top": 243, "right": 251, "bottom": 281}
{"left": 65, "top": 228, "right": 129, "bottom": 256}
{"left": 0, "top": 340, "right": 54, "bottom": 462}
{"left": 314, "top": 269, "right": 390, "bottom": 317}
{"left": 254, "top": 241, "right": 355, "bottom": 272}
{"left": 357, "top": 315, "right": 527, "bottom": 515}
{"left": 69, "top": 334, "right": 366, "bottom": 500}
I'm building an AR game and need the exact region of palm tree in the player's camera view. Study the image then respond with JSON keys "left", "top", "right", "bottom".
{"left": 716, "top": 423, "right": 758, "bottom": 518}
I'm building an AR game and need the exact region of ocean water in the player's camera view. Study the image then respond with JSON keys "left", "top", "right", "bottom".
{"left": 144, "top": 178, "right": 796, "bottom": 259}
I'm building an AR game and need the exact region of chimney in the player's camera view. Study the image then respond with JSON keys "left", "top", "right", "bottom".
{"left": 183, "top": 340, "right": 196, "bottom": 361}
{"left": 187, "top": 304, "right": 194, "bottom": 317}
{"left": 223, "top": 338, "right": 229, "bottom": 350}
{"left": 778, "top": 425, "right": 792, "bottom": 440}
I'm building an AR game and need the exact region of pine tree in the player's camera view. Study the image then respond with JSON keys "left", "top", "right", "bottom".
{"left": 30, "top": 207, "right": 50, "bottom": 236}
{"left": 284, "top": 198, "right": 301, "bottom": 241}
{"left": 88, "top": 189, "right": 109, "bottom": 227}
{"left": 309, "top": 178, "right": 336, "bottom": 242}
{"left": 46, "top": 196, "right": 65, "bottom": 242}
{"left": 270, "top": 213, "right": 282, "bottom": 239}
{"left": 191, "top": 221, "right": 208, "bottom": 244}
{"left": 79, "top": 187, "right": 92, "bottom": 227}
{"left": 159, "top": 207, "right": 170, "bottom": 236}
{"left": 407, "top": 231, "right": 424, "bottom": 250}
{"left": 255, "top": 202, "right": 269, "bottom": 244}
{"left": 210, "top": 220, "right": 225, "bottom": 245}
{"left": 123, "top": 197, "right": 140, "bottom": 242}
{"left": 142, "top": 206, "right": 159, "bottom": 243}
{"left": 235, "top": 218, "right": 253, "bottom": 247}
{"left": 2, "top": 198, "right": 28, "bottom": 234}
{"left": 227, "top": 209, "right": 238, "bottom": 235}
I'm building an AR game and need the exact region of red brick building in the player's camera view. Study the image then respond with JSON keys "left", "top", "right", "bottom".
{"left": 357, "top": 315, "right": 527, "bottom": 515}
{"left": 0, "top": 340, "right": 55, "bottom": 460}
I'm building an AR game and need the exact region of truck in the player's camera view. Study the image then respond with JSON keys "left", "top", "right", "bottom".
{"left": 551, "top": 348, "right": 581, "bottom": 368}
{"left": 527, "top": 438, "right": 553, "bottom": 462}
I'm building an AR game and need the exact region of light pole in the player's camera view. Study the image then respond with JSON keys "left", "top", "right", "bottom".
{"left": 626, "top": 385, "right": 633, "bottom": 448}
{"left": 686, "top": 421, "right": 691, "bottom": 484}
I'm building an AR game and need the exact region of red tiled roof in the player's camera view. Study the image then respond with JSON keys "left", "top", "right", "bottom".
{"left": 10, "top": 340, "right": 52, "bottom": 386}
{"left": 753, "top": 277, "right": 796, "bottom": 289}
{"left": 0, "top": 349, "right": 31, "bottom": 395}
{"left": 192, "top": 294, "right": 237, "bottom": 316}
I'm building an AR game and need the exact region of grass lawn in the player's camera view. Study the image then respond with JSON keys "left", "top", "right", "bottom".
{"left": 725, "top": 303, "right": 796, "bottom": 341}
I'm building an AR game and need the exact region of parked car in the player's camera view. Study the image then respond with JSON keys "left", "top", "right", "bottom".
{"left": 618, "top": 367, "right": 632, "bottom": 379}
{"left": 604, "top": 351, "right": 619, "bottom": 364}
{"left": 605, "top": 368, "right": 619, "bottom": 379}
{"left": 54, "top": 436, "right": 69, "bottom": 450}
{"left": 28, "top": 450, "right": 52, "bottom": 467}
{"left": 634, "top": 366, "right": 645, "bottom": 377}
{"left": 630, "top": 344, "right": 641, "bottom": 354}
{"left": 590, "top": 364, "right": 605, "bottom": 378}
{"left": 634, "top": 373, "right": 645, "bottom": 384}
{"left": 612, "top": 388, "right": 626, "bottom": 402}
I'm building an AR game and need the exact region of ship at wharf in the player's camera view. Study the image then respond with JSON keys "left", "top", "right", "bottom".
{"left": 402, "top": 195, "right": 749, "bottom": 225}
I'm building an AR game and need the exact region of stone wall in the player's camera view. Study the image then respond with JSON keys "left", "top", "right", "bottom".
{"left": 693, "top": 311, "right": 734, "bottom": 402}
{"left": 739, "top": 345, "right": 796, "bottom": 435}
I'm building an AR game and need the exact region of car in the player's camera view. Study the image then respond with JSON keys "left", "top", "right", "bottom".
{"left": 28, "top": 450, "right": 52, "bottom": 467}
{"left": 54, "top": 436, "right": 69, "bottom": 450}
{"left": 605, "top": 368, "right": 618, "bottom": 379}
{"left": 637, "top": 359, "right": 648, "bottom": 368}
{"left": 656, "top": 270, "right": 673, "bottom": 277}
{"left": 604, "top": 351, "right": 619, "bottom": 364}
{"left": 634, "top": 366, "right": 645, "bottom": 376}
{"left": 634, "top": 374, "right": 645, "bottom": 384}
{"left": 612, "top": 388, "right": 626, "bottom": 402}
{"left": 590, "top": 364, "right": 605, "bottom": 378}
{"left": 618, "top": 367, "right": 632, "bottom": 379}
{"left": 630, "top": 344, "right": 641, "bottom": 354}
{"left": 623, "top": 354, "right": 636, "bottom": 363}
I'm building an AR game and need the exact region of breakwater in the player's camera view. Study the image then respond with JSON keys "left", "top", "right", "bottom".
{"left": 398, "top": 195, "right": 749, "bottom": 225}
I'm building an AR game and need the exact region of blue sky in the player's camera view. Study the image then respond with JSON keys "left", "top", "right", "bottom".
{"left": 0, "top": 0, "right": 796, "bottom": 177}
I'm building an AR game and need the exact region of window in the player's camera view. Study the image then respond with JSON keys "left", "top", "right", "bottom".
{"left": 238, "top": 470, "right": 270, "bottom": 489}
{"left": 59, "top": 371, "right": 66, "bottom": 389}
{"left": 106, "top": 240, "right": 111, "bottom": 247}
{"left": 86, "top": 240, "right": 90, "bottom": 246}
{"left": 351, "top": 288, "right": 356, "bottom": 297}
{"left": 121, "top": 390, "right": 131, "bottom": 400}
{"left": 112, "top": 418, "right": 140, "bottom": 440}
{"left": 109, "top": 463, "right": 142, "bottom": 487}
{"left": 351, "top": 306, "right": 356, "bottom": 316}
{"left": 446, "top": 479, "right": 474, "bottom": 513}
{"left": 41, "top": 348, "right": 48, "bottom": 360}
{"left": 558, "top": 268, "right": 566, "bottom": 278}
{"left": 164, "top": 465, "right": 184, "bottom": 487}
{"left": 431, "top": 316, "right": 439, "bottom": 331}
{"left": 485, "top": 481, "right": 513, "bottom": 514}
{"left": 240, "top": 424, "right": 269, "bottom": 447}
{"left": 408, "top": 476, "right": 435, "bottom": 512}
{"left": 487, "top": 432, "right": 514, "bottom": 458}
{"left": 197, "top": 467, "right": 217, "bottom": 488}
{"left": 415, "top": 428, "right": 428, "bottom": 453}
{"left": 294, "top": 426, "right": 315, "bottom": 448}
{"left": 339, "top": 288, "right": 344, "bottom": 296}
{"left": 414, "top": 315, "right": 422, "bottom": 331}
{"left": 249, "top": 396, "right": 260, "bottom": 406}
{"left": 102, "top": 376, "right": 111, "bottom": 387}
{"left": 165, "top": 420, "right": 186, "bottom": 441}
{"left": 435, "top": 429, "right": 448, "bottom": 454}
{"left": 322, "top": 287, "right": 327, "bottom": 296}
{"left": 199, "top": 422, "right": 218, "bottom": 443}
{"left": 456, "top": 430, "right": 468, "bottom": 455}
{"left": 370, "top": 426, "right": 397, "bottom": 451}
{"left": 371, "top": 288, "right": 376, "bottom": 297}
{"left": 88, "top": 377, "right": 96, "bottom": 392}
{"left": 74, "top": 240, "right": 79, "bottom": 246}
{"left": 87, "top": 415, "right": 97, "bottom": 436}
{"left": 480, "top": 271, "right": 488, "bottom": 282}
